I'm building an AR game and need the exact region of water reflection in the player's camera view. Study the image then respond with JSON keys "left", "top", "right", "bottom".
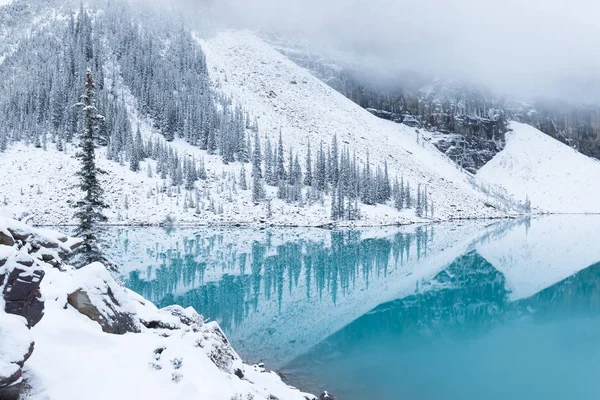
{"left": 106, "top": 216, "right": 600, "bottom": 400}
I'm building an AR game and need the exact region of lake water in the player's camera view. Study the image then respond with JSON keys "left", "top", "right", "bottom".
{"left": 106, "top": 216, "right": 600, "bottom": 400}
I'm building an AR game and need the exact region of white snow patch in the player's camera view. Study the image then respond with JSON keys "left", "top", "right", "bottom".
{"left": 478, "top": 122, "right": 600, "bottom": 213}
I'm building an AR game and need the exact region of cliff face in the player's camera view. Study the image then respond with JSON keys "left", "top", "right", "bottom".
{"left": 273, "top": 40, "right": 600, "bottom": 171}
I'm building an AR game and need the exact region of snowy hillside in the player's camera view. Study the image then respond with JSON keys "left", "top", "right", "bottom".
{"left": 198, "top": 31, "right": 516, "bottom": 217}
{"left": 477, "top": 122, "right": 600, "bottom": 213}
{"left": 0, "top": 3, "right": 520, "bottom": 227}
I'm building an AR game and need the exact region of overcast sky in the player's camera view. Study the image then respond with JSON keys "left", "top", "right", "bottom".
{"left": 198, "top": 0, "right": 600, "bottom": 101}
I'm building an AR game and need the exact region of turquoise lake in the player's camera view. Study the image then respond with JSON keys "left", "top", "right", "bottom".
{"left": 106, "top": 216, "right": 600, "bottom": 400}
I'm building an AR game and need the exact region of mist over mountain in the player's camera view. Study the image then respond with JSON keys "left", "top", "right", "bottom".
{"left": 189, "top": 0, "right": 600, "bottom": 104}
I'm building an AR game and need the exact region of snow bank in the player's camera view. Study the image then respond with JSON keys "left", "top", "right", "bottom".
{"left": 477, "top": 122, "right": 600, "bottom": 213}
{"left": 27, "top": 263, "right": 315, "bottom": 400}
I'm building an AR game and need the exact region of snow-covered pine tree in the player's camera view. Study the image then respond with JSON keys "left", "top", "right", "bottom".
{"left": 304, "top": 140, "right": 313, "bottom": 186}
{"left": 316, "top": 140, "right": 327, "bottom": 191}
{"left": 264, "top": 136, "right": 275, "bottom": 185}
{"left": 252, "top": 132, "right": 264, "bottom": 203}
{"left": 185, "top": 158, "right": 196, "bottom": 190}
{"left": 72, "top": 70, "right": 109, "bottom": 268}
{"left": 276, "top": 129, "right": 286, "bottom": 182}
{"left": 405, "top": 180, "right": 412, "bottom": 208}
{"left": 416, "top": 183, "right": 423, "bottom": 217}
{"left": 239, "top": 165, "right": 248, "bottom": 190}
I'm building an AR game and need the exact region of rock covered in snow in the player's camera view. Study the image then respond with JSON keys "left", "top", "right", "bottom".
{"left": 2, "top": 263, "right": 45, "bottom": 327}
{"left": 67, "top": 262, "right": 141, "bottom": 335}
{"left": 0, "top": 218, "right": 81, "bottom": 400}
{"left": 0, "top": 312, "right": 34, "bottom": 400}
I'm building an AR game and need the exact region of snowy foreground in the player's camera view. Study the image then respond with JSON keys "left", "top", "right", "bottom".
{"left": 0, "top": 219, "right": 316, "bottom": 400}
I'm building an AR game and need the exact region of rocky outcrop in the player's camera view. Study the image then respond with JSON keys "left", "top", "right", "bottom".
{"left": 3, "top": 264, "right": 45, "bottom": 328}
{"left": 0, "top": 218, "right": 80, "bottom": 400}
{"left": 67, "top": 263, "right": 141, "bottom": 335}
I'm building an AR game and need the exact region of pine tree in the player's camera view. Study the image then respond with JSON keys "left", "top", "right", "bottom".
{"left": 264, "top": 136, "right": 275, "bottom": 185}
{"left": 252, "top": 132, "right": 264, "bottom": 203}
{"left": 276, "top": 129, "right": 286, "bottom": 182}
{"left": 239, "top": 165, "right": 248, "bottom": 190}
{"left": 416, "top": 183, "right": 423, "bottom": 217}
{"left": 130, "top": 135, "right": 140, "bottom": 172}
{"left": 304, "top": 140, "right": 313, "bottom": 186}
{"left": 405, "top": 180, "right": 412, "bottom": 208}
{"left": 72, "top": 70, "right": 109, "bottom": 268}
{"left": 185, "top": 159, "right": 196, "bottom": 190}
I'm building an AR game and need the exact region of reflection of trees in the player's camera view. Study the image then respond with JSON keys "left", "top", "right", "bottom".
{"left": 290, "top": 254, "right": 600, "bottom": 369}
{"left": 123, "top": 228, "right": 436, "bottom": 332}
{"left": 308, "top": 251, "right": 507, "bottom": 351}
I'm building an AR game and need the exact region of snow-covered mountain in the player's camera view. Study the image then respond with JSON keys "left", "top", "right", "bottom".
{"left": 0, "top": 0, "right": 524, "bottom": 227}
{"left": 0, "top": 0, "right": 598, "bottom": 227}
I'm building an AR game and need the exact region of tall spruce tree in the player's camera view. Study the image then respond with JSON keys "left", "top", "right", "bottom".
{"left": 72, "top": 70, "right": 108, "bottom": 267}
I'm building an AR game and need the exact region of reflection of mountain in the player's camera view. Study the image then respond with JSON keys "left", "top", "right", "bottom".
{"left": 286, "top": 250, "right": 600, "bottom": 400}
{"left": 288, "top": 250, "right": 509, "bottom": 363}
{"left": 516, "top": 261, "right": 600, "bottom": 316}
{"left": 116, "top": 221, "right": 500, "bottom": 367}
{"left": 114, "top": 216, "right": 600, "bottom": 372}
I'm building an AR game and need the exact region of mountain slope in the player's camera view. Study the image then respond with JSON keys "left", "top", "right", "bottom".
{"left": 477, "top": 122, "right": 600, "bottom": 213}
{"left": 0, "top": 10, "right": 519, "bottom": 226}
{"left": 199, "top": 30, "right": 518, "bottom": 218}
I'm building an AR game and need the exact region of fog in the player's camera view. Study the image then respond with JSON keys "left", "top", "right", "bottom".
{"left": 176, "top": 0, "right": 596, "bottom": 102}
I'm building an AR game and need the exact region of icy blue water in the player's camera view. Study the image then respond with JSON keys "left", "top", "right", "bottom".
{"left": 107, "top": 216, "right": 600, "bottom": 400}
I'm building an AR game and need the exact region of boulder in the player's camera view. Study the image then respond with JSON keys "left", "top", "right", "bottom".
{"left": 0, "top": 372, "right": 22, "bottom": 400}
{"left": 2, "top": 266, "right": 45, "bottom": 328}
{"left": 195, "top": 322, "right": 243, "bottom": 375}
{"left": 6, "top": 227, "right": 30, "bottom": 243}
{"left": 67, "top": 263, "right": 141, "bottom": 335}
{"left": 0, "top": 230, "right": 14, "bottom": 247}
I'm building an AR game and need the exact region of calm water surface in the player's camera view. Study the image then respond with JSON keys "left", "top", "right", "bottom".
{"left": 105, "top": 216, "right": 600, "bottom": 400}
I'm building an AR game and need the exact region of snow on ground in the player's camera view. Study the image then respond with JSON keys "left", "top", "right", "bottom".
{"left": 27, "top": 264, "right": 314, "bottom": 400}
{"left": 477, "top": 215, "right": 600, "bottom": 301}
{"left": 477, "top": 122, "right": 600, "bottom": 213}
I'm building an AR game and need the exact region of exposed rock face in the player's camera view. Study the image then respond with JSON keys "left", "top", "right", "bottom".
{"left": 0, "top": 217, "right": 80, "bottom": 400}
{"left": 67, "top": 263, "right": 141, "bottom": 335}
{"left": 0, "top": 230, "right": 15, "bottom": 247}
{"left": 195, "top": 322, "right": 242, "bottom": 375}
{"left": 3, "top": 265, "right": 45, "bottom": 328}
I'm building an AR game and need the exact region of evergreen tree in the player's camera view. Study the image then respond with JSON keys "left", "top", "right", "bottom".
{"left": 276, "top": 129, "right": 286, "bottom": 182}
{"left": 72, "top": 70, "right": 109, "bottom": 267}
{"left": 239, "top": 165, "right": 248, "bottom": 190}
{"left": 304, "top": 140, "right": 313, "bottom": 186}
{"left": 264, "top": 136, "right": 275, "bottom": 185}
{"left": 252, "top": 132, "right": 264, "bottom": 203}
